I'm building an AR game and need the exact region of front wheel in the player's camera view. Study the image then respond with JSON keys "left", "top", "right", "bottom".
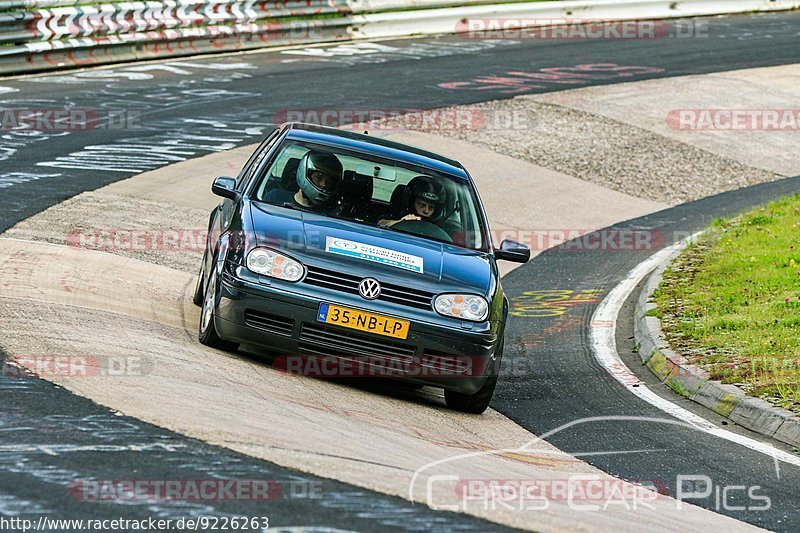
{"left": 444, "top": 336, "right": 503, "bottom": 414}
{"left": 193, "top": 248, "right": 210, "bottom": 307}
{"left": 444, "top": 375, "right": 498, "bottom": 414}
{"left": 198, "top": 268, "right": 238, "bottom": 352}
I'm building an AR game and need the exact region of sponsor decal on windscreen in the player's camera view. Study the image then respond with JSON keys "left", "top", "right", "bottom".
{"left": 325, "top": 237, "right": 424, "bottom": 273}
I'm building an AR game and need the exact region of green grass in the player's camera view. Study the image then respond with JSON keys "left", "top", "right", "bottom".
{"left": 655, "top": 194, "right": 800, "bottom": 414}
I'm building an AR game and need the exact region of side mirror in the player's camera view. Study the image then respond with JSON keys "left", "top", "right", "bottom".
{"left": 212, "top": 176, "right": 238, "bottom": 200}
{"left": 495, "top": 239, "right": 530, "bottom": 263}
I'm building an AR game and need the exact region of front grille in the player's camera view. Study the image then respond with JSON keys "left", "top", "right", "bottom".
{"left": 244, "top": 310, "right": 295, "bottom": 336}
{"left": 303, "top": 266, "right": 434, "bottom": 310}
{"left": 420, "top": 349, "right": 472, "bottom": 374}
{"left": 298, "top": 323, "right": 415, "bottom": 362}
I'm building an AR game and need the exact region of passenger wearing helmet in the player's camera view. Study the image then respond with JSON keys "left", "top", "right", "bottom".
{"left": 379, "top": 176, "right": 444, "bottom": 227}
{"left": 265, "top": 150, "right": 343, "bottom": 210}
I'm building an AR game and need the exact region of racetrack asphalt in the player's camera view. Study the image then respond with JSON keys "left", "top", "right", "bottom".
{"left": 497, "top": 176, "right": 800, "bottom": 531}
{"left": 1, "top": 10, "right": 800, "bottom": 532}
{"left": 2, "top": 11, "right": 799, "bottom": 232}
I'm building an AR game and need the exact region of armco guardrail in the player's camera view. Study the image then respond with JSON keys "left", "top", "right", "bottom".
{"left": 1, "top": 0, "right": 799, "bottom": 75}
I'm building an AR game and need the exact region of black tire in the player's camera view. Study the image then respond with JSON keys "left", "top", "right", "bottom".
{"left": 192, "top": 264, "right": 205, "bottom": 307}
{"left": 444, "top": 375, "right": 498, "bottom": 414}
{"left": 444, "top": 336, "right": 503, "bottom": 414}
{"left": 198, "top": 268, "right": 238, "bottom": 352}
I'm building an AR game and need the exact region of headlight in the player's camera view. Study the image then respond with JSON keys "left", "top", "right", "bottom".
{"left": 246, "top": 248, "right": 304, "bottom": 282}
{"left": 434, "top": 294, "right": 489, "bottom": 322}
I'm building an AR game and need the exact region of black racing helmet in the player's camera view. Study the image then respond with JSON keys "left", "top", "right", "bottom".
{"left": 404, "top": 175, "right": 445, "bottom": 216}
{"left": 410, "top": 176, "right": 444, "bottom": 205}
{"left": 296, "top": 150, "right": 343, "bottom": 206}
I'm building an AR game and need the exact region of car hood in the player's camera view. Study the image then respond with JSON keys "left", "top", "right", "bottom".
{"left": 249, "top": 202, "right": 492, "bottom": 295}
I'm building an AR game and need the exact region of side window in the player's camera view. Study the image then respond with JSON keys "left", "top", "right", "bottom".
{"left": 267, "top": 144, "right": 310, "bottom": 181}
{"left": 236, "top": 129, "right": 279, "bottom": 190}
{"left": 459, "top": 187, "right": 484, "bottom": 250}
{"left": 254, "top": 143, "right": 311, "bottom": 201}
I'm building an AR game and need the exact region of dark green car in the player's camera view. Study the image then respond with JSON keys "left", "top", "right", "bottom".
{"left": 194, "top": 123, "right": 529, "bottom": 413}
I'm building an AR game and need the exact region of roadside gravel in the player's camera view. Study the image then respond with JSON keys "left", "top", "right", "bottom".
{"left": 417, "top": 98, "right": 780, "bottom": 205}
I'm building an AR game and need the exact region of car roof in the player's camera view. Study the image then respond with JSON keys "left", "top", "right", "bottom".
{"left": 282, "top": 123, "right": 469, "bottom": 180}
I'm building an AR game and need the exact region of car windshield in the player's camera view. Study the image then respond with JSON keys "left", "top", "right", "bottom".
{"left": 251, "top": 140, "right": 489, "bottom": 251}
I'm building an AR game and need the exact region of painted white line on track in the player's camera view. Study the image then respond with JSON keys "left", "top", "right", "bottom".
{"left": 590, "top": 234, "right": 800, "bottom": 471}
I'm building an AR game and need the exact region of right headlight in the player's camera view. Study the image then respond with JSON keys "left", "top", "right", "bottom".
{"left": 434, "top": 294, "right": 489, "bottom": 322}
{"left": 246, "top": 248, "right": 304, "bottom": 282}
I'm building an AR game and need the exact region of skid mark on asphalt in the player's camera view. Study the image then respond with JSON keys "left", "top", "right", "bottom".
{"left": 279, "top": 40, "right": 519, "bottom": 66}
{"left": 439, "top": 64, "right": 665, "bottom": 94}
{"left": 510, "top": 289, "right": 603, "bottom": 318}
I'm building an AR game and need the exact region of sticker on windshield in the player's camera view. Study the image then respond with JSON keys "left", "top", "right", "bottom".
{"left": 325, "top": 237, "right": 424, "bottom": 274}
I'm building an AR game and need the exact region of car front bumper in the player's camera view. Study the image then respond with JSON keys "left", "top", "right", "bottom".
{"left": 214, "top": 266, "right": 503, "bottom": 394}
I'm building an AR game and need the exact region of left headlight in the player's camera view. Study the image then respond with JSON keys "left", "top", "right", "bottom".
{"left": 434, "top": 294, "right": 489, "bottom": 322}
{"left": 246, "top": 248, "right": 305, "bottom": 282}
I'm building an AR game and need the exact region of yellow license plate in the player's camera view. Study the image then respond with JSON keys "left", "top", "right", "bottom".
{"left": 317, "top": 303, "right": 410, "bottom": 340}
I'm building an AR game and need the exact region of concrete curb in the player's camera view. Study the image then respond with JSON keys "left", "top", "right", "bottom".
{"left": 633, "top": 247, "right": 800, "bottom": 449}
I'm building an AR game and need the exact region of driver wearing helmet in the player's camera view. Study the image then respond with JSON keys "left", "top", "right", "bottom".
{"left": 379, "top": 176, "right": 443, "bottom": 227}
{"left": 265, "top": 150, "right": 344, "bottom": 211}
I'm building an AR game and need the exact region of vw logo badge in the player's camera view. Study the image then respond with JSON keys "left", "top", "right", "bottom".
{"left": 358, "top": 278, "right": 381, "bottom": 300}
